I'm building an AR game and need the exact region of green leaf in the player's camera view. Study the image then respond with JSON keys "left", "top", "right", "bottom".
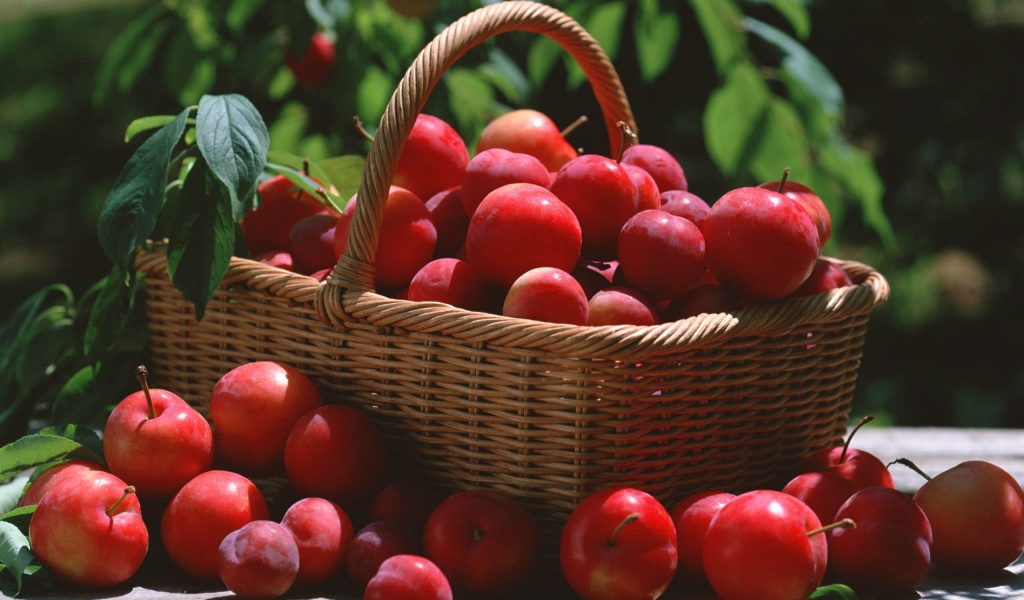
{"left": 317, "top": 155, "right": 365, "bottom": 204}
{"left": 49, "top": 365, "right": 102, "bottom": 428}
{"left": 478, "top": 47, "right": 530, "bottom": 106}
{"left": 226, "top": 0, "right": 268, "bottom": 32}
{"left": 0, "top": 521, "right": 33, "bottom": 595}
{"left": 689, "top": 0, "right": 744, "bottom": 74}
{"left": 13, "top": 306, "right": 75, "bottom": 391}
{"left": 0, "top": 505, "right": 34, "bottom": 533}
{"left": 83, "top": 268, "right": 129, "bottom": 358}
{"left": 0, "top": 477, "right": 27, "bottom": 518}
{"left": 445, "top": 68, "right": 500, "bottom": 144}
{"left": 92, "top": 4, "right": 170, "bottom": 105}
{"left": 356, "top": 65, "right": 396, "bottom": 129}
{"left": 743, "top": 17, "right": 844, "bottom": 120}
{"left": 748, "top": 0, "right": 811, "bottom": 39}
{"left": 821, "top": 139, "right": 896, "bottom": 247}
{"left": 179, "top": 58, "right": 218, "bottom": 108}
{"left": 634, "top": 0, "right": 680, "bottom": 82}
{"left": 196, "top": 94, "right": 270, "bottom": 223}
{"left": 0, "top": 286, "right": 72, "bottom": 380}
{"left": 526, "top": 37, "right": 561, "bottom": 89}
{"left": 97, "top": 109, "right": 190, "bottom": 275}
{"left": 267, "top": 102, "right": 310, "bottom": 156}
{"left": 165, "top": 157, "right": 235, "bottom": 322}
{"left": 747, "top": 98, "right": 810, "bottom": 184}
{"left": 0, "top": 435, "right": 101, "bottom": 484}
{"left": 125, "top": 115, "right": 185, "bottom": 143}
{"left": 810, "top": 583, "right": 860, "bottom": 599}
{"left": 34, "top": 426, "right": 104, "bottom": 461}
{"left": 263, "top": 159, "right": 344, "bottom": 213}
{"left": 703, "top": 62, "right": 770, "bottom": 175}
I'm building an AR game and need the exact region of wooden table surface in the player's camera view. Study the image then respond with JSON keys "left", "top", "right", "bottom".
{"left": 11, "top": 427, "right": 1024, "bottom": 600}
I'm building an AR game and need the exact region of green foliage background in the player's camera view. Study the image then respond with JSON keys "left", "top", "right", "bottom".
{"left": 1, "top": 0, "right": 1022, "bottom": 436}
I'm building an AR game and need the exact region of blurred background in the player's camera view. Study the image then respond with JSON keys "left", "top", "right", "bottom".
{"left": 1, "top": 0, "right": 1022, "bottom": 432}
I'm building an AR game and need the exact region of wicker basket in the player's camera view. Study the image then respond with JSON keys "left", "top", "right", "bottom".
{"left": 136, "top": 1, "right": 889, "bottom": 554}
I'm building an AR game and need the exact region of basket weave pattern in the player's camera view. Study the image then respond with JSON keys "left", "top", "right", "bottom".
{"left": 136, "top": 1, "right": 889, "bottom": 552}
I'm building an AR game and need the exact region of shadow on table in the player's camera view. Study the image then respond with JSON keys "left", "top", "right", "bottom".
{"left": 916, "top": 560, "right": 1024, "bottom": 600}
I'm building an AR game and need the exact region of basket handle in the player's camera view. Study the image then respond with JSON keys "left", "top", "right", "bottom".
{"left": 323, "top": 1, "right": 636, "bottom": 296}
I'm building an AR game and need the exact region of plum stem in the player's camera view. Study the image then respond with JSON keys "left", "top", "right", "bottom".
{"left": 615, "top": 121, "right": 638, "bottom": 160}
{"left": 106, "top": 486, "right": 136, "bottom": 516}
{"left": 840, "top": 415, "right": 875, "bottom": 464}
{"left": 352, "top": 115, "right": 374, "bottom": 142}
{"left": 314, "top": 186, "right": 344, "bottom": 214}
{"left": 135, "top": 365, "right": 156, "bottom": 420}
{"left": 560, "top": 115, "right": 588, "bottom": 138}
{"left": 776, "top": 167, "right": 791, "bottom": 193}
{"left": 806, "top": 517, "right": 856, "bottom": 537}
{"left": 473, "top": 527, "right": 483, "bottom": 543}
{"left": 608, "top": 513, "right": 640, "bottom": 548}
{"left": 888, "top": 457, "right": 933, "bottom": 481}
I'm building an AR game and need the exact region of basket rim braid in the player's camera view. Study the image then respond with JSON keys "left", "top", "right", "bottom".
{"left": 313, "top": 0, "right": 889, "bottom": 357}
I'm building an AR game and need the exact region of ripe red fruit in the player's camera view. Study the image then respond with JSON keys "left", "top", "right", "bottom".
{"left": 347, "top": 521, "right": 421, "bottom": 590}
{"left": 792, "top": 258, "right": 853, "bottom": 297}
{"left": 912, "top": 460, "right": 1024, "bottom": 574}
{"left": 392, "top": 114, "right": 469, "bottom": 203}
{"left": 284, "top": 404, "right": 387, "bottom": 510}
{"left": 209, "top": 360, "right": 323, "bottom": 476}
{"left": 286, "top": 32, "right": 336, "bottom": 87}
{"left": 502, "top": 267, "right": 589, "bottom": 325}
{"left": 243, "top": 174, "right": 337, "bottom": 256}
{"left": 280, "top": 497, "right": 354, "bottom": 586}
{"left": 828, "top": 486, "right": 933, "bottom": 594}
{"left": 617, "top": 209, "right": 706, "bottom": 301}
{"left": 161, "top": 470, "right": 269, "bottom": 581}
{"left": 19, "top": 459, "right": 105, "bottom": 508}
{"left": 659, "top": 189, "right": 710, "bottom": 229}
{"left": 622, "top": 163, "right": 661, "bottom": 212}
{"left": 365, "top": 554, "right": 453, "bottom": 600}
{"left": 560, "top": 487, "right": 677, "bottom": 600}
{"left": 476, "top": 109, "right": 578, "bottom": 172}
{"left": 550, "top": 154, "right": 639, "bottom": 260}
{"left": 781, "top": 470, "right": 860, "bottom": 527}
{"left": 571, "top": 260, "right": 616, "bottom": 299}
{"left": 289, "top": 213, "right": 339, "bottom": 275}
{"left": 424, "top": 187, "right": 470, "bottom": 259}
{"left": 408, "top": 258, "right": 490, "bottom": 312}
{"left": 29, "top": 471, "right": 148, "bottom": 588}
{"left": 703, "top": 186, "right": 820, "bottom": 303}
{"left": 461, "top": 148, "right": 552, "bottom": 217}
{"left": 758, "top": 178, "right": 832, "bottom": 250}
{"left": 662, "top": 283, "right": 743, "bottom": 321}
{"left": 587, "top": 286, "right": 660, "bottom": 326}
{"left": 218, "top": 520, "right": 300, "bottom": 600}
{"left": 620, "top": 143, "right": 688, "bottom": 192}
{"left": 333, "top": 186, "right": 438, "bottom": 292}
{"left": 703, "top": 490, "right": 827, "bottom": 600}
{"left": 465, "top": 183, "right": 582, "bottom": 288}
{"left": 669, "top": 491, "right": 735, "bottom": 587}
{"left": 424, "top": 489, "right": 540, "bottom": 597}
{"left": 255, "top": 249, "right": 294, "bottom": 271}
{"left": 799, "top": 417, "right": 895, "bottom": 490}
{"left": 367, "top": 480, "right": 446, "bottom": 539}
{"left": 102, "top": 366, "right": 213, "bottom": 499}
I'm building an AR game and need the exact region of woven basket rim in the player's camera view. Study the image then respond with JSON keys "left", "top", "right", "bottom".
{"left": 137, "top": 244, "right": 889, "bottom": 360}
